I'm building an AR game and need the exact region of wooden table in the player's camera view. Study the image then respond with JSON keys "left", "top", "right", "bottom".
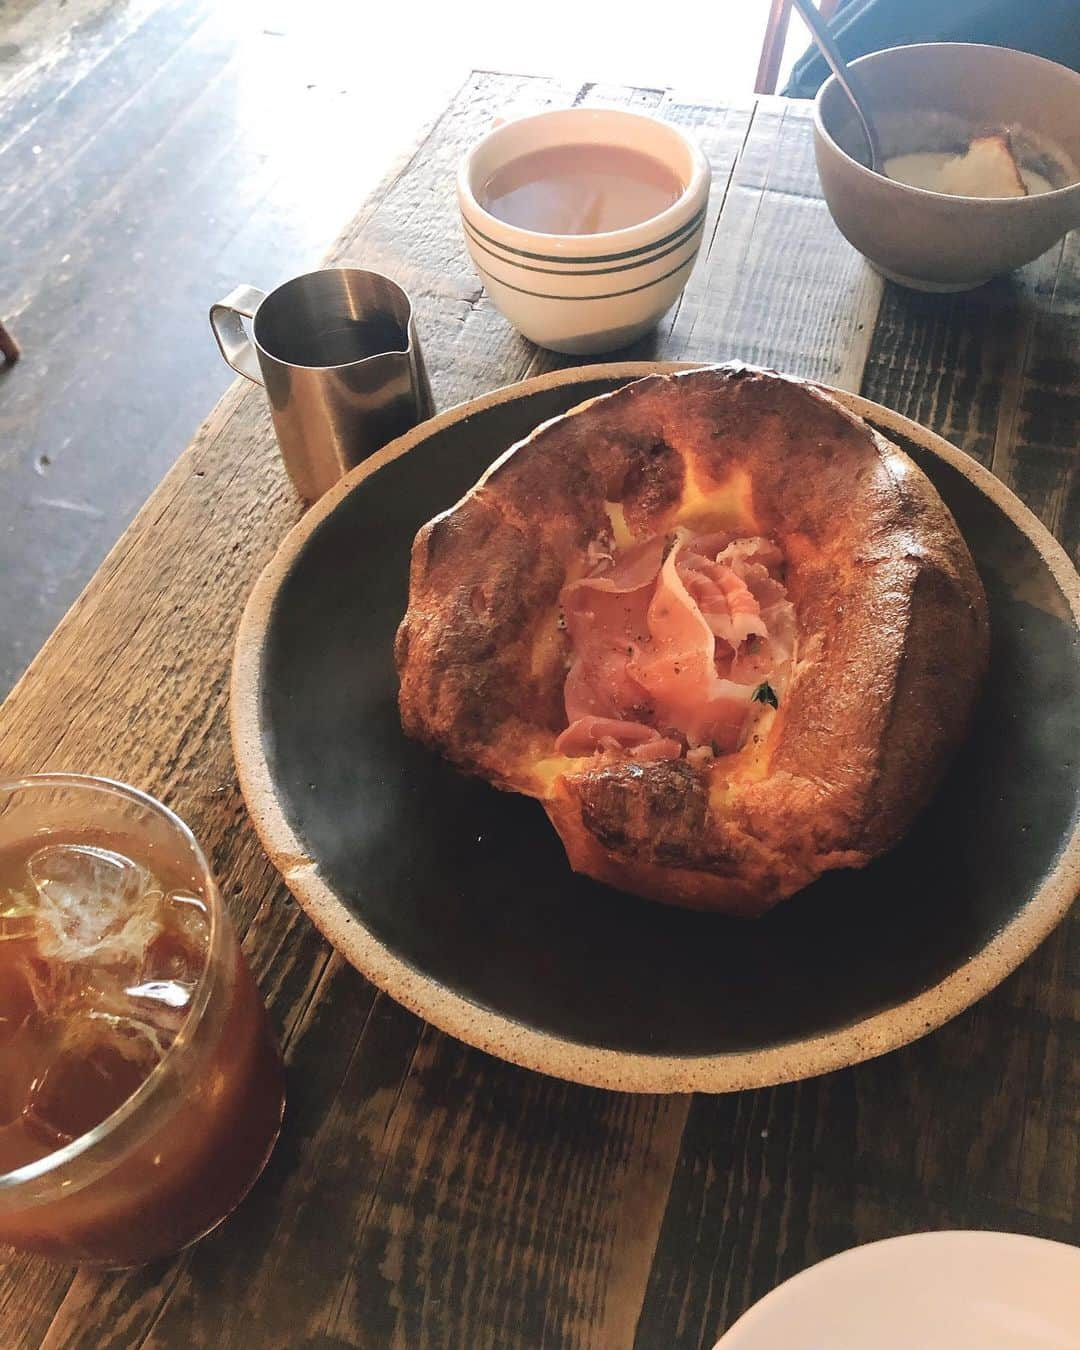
{"left": 1, "top": 73, "right": 1076, "bottom": 1349}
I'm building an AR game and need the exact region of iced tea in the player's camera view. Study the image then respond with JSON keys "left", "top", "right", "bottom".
{"left": 0, "top": 776, "right": 284, "bottom": 1265}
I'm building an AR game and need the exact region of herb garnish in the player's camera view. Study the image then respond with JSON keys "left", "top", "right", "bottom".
{"left": 752, "top": 681, "right": 779, "bottom": 709}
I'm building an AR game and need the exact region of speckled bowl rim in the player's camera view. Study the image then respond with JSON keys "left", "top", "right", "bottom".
{"left": 230, "top": 361, "right": 1080, "bottom": 1094}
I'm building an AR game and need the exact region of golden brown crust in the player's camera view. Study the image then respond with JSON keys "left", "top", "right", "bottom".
{"left": 395, "top": 365, "right": 989, "bottom": 914}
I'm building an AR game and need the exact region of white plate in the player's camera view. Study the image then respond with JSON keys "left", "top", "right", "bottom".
{"left": 716, "top": 1231, "right": 1080, "bottom": 1349}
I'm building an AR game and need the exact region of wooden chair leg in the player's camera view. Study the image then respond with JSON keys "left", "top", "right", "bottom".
{"left": 0, "top": 320, "right": 19, "bottom": 365}
{"left": 755, "top": 0, "right": 793, "bottom": 95}
{"left": 756, "top": 0, "right": 843, "bottom": 96}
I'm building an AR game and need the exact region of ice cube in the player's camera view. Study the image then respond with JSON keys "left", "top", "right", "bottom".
{"left": 122, "top": 977, "right": 193, "bottom": 1039}
{"left": 0, "top": 958, "right": 37, "bottom": 1049}
{"left": 162, "top": 892, "right": 210, "bottom": 949}
{"left": 124, "top": 979, "right": 192, "bottom": 1010}
{"left": 27, "top": 844, "right": 163, "bottom": 966}
{"left": 21, "top": 946, "right": 84, "bottom": 1018}
{"left": 0, "top": 885, "right": 39, "bottom": 942}
{"left": 0, "top": 1011, "right": 63, "bottom": 1127}
{"left": 22, "top": 1010, "right": 165, "bottom": 1149}
{"left": 140, "top": 891, "right": 209, "bottom": 986}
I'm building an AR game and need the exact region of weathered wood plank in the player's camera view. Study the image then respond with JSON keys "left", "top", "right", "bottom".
{"left": 992, "top": 230, "right": 1080, "bottom": 555}
{"left": 860, "top": 230, "right": 1080, "bottom": 557}
{"left": 0, "top": 0, "right": 464, "bottom": 698}
{"left": 134, "top": 1034, "right": 687, "bottom": 1349}
{"left": 665, "top": 98, "right": 883, "bottom": 388}
{"left": 636, "top": 1079, "right": 839, "bottom": 1349}
{"left": 0, "top": 39, "right": 355, "bottom": 683}
{"left": 0, "top": 0, "right": 163, "bottom": 128}
{"left": 3, "top": 2, "right": 236, "bottom": 290}
{"left": 316, "top": 1048, "right": 684, "bottom": 1350}
{"left": 0, "top": 375, "right": 300, "bottom": 1345}
{"left": 635, "top": 980, "right": 1079, "bottom": 1350}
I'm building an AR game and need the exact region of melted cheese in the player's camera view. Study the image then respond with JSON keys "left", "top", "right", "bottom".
{"left": 706, "top": 705, "right": 778, "bottom": 813}
{"left": 674, "top": 464, "right": 758, "bottom": 534}
{"left": 733, "top": 708, "right": 778, "bottom": 781}
{"left": 530, "top": 754, "right": 576, "bottom": 796}
{"left": 603, "top": 500, "right": 633, "bottom": 550}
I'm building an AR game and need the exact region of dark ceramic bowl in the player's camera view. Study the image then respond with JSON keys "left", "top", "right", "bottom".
{"left": 231, "top": 363, "right": 1080, "bottom": 1093}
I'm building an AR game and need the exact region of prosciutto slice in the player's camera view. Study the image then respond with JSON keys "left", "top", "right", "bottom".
{"left": 626, "top": 541, "right": 754, "bottom": 751}
{"left": 561, "top": 535, "right": 664, "bottom": 722}
{"left": 554, "top": 717, "right": 683, "bottom": 760}
{"left": 557, "top": 528, "right": 795, "bottom": 759}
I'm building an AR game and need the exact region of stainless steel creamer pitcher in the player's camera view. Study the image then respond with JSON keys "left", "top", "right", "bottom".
{"left": 210, "top": 267, "right": 434, "bottom": 501}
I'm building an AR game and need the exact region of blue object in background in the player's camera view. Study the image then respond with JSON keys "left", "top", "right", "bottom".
{"left": 783, "top": 0, "right": 1080, "bottom": 98}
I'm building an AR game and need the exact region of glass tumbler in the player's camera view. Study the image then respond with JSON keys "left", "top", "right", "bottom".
{"left": 0, "top": 774, "right": 285, "bottom": 1265}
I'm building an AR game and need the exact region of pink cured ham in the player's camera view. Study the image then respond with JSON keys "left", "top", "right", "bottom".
{"left": 683, "top": 562, "right": 768, "bottom": 647}
{"left": 554, "top": 717, "right": 682, "bottom": 760}
{"left": 561, "top": 535, "right": 665, "bottom": 722}
{"left": 557, "top": 528, "right": 796, "bottom": 759}
{"left": 625, "top": 542, "right": 755, "bottom": 751}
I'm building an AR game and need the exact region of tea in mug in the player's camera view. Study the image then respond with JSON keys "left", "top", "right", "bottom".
{"left": 479, "top": 143, "right": 684, "bottom": 235}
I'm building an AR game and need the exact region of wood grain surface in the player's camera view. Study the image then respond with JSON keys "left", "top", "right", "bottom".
{"left": 0, "top": 0, "right": 463, "bottom": 696}
{"left": 0, "top": 73, "right": 1075, "bottom": 1349}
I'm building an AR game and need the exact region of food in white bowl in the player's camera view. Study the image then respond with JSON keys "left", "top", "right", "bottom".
{"left": 457, "top": 107, "right": 711, "bottom": 354}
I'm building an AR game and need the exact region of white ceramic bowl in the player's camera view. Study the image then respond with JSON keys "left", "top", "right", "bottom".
{"left": 458, "top": 107, "right": 711, "bottom": 354}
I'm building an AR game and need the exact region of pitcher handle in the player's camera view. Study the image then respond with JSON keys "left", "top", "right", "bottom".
{"left": 209, "top": 284, "right": 266, "bottom": 384}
